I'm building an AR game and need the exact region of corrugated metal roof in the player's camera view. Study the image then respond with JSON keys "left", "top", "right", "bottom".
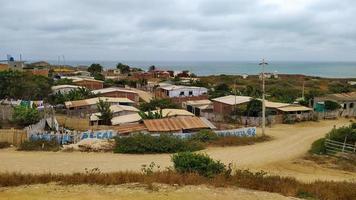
{"left": 143, "top": 116, "right": 209, "bottom": 132}
{"left": 111, "top": 113, "right": 142, "bottom": 125}
{"left": 92, "top": 87, "right": 138, "bottom": 95}
{"left": 150, "top": 109, "right": 195, "bottom": 117}
{"left": 186, "top": 99, "right": 212, "bottom": 106}
{"left": 114, "top": 124, "right": 147, "bottom": 134}
{"left": 265, "top": 101, "right": 290, "bottom": 108}
{"left": 277, "top": 105, "right": 313, "bottom": 112}
{"left": 65, "top": 97, "right": 134, "bottom": 108}
{"left": 212, "top": 95, "right": 252, "bottom": 105}
{"left": 319, "top": 92, "right": 356, "bottom": 102}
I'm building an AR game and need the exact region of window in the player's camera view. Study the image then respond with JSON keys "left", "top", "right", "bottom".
{"left": 343, "top": 104, "right": 347, "bottom": 109}
{"left": 180, "top": 91, "right": 185, "bottom": 96}
{"left": 189, "top": 91, "right": 193, "bottom": 96}
{"left": 166, "top": 90, "right": 169, "bottom": 96}
{"left": 350, "top": 103, "right": 354, "bottom": 109}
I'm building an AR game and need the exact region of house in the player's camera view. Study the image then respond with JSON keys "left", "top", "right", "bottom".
{"left": 143, "top": 116, "right": 210, "bottom": 133}
{"left": 69, "top": 77, "right": 104, "bottom": 90}
{"left": 92, "top": 87, "right": 139, "bottom": 103}
{"left": 212, "top": 95, "right": 313, "bottom": 122}
{"left": 51, "top": 85, "right": 81, "bottom": 95}
{"left": 73, "top": 71, "right": 91, "bottom": 77}
{"left": 183, "top": 99, "right": 213, "bottom": 118}
{"left": 212, "top": 95, "right": 252, "bottom": 115}
{"left": 30, "top": 61, "right": 51, "bottom": 68}
{"left": 90, "top": 105, "right": 139, "bottom": 125}
{"left": 8, "top": 60, "right": 25, "bottom": 71}
{"left": 110, "top": 108, "right": 196, "bottom": 126}
{"left": 26, "top": 68, "right": 49, "bottom": 77}
{"left": 0, "top": 64, "right": 9, "bottom": 71}
{"left": 65, "top": 97, "right": 134, "bottom": 116}
{"left": 155, "top": 84, "right": 208, "bottom": 105}
{"left": 111, "top": 113, "right": 142, "bottom": 126}
{"left": 313, "top": 92, "right": 356, "bottom": 117}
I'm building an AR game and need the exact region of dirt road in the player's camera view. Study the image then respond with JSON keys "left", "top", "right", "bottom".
{"left": 0, "top": 184, "right": 298, "bottom": 200}
{"left": 0, "top": 118, "right": 355, "bottom": 182}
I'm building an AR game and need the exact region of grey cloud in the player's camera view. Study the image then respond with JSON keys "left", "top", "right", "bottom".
{"left": 0, "top": 0, "right": 355, "bottom": 61}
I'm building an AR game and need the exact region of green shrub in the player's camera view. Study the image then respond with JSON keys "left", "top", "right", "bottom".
{"left": 0, "top": 142, "right": 11, "bottom": 149}
{"left": 172, "top": 152, "right": 226, "bottom": 177}
{"left": 12, "top": 105, "right": 41, "bottom": 127}
{"left": 191, "top": 130, "right": 218, "bottom": 142}
{"left": 18, "top": 139, "right": 60, "bottom": 151}
{"left": 309, "top": 138, "right": 326, "bottom": 155}
{"left": 328, "top": 125, "right": 356, "bottom": 143}
{"left": 114, "top": 133, "right": 204, "bottom": 154}
{"left": 324, "top": 100, "right": 341, "bottom": 111}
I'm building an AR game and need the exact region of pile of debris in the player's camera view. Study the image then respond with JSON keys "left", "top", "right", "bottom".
{"left": 63, "top": 138, "right": 115, "bottom": 152}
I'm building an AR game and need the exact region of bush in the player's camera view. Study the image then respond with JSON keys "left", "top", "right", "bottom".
{"left": 324, "top": 100, "right": 341, "bottom": 111}
{"left": 18, "top": 139, "right": 60, "bottom": 151}
{"left": 0, "top": 142, "right": 11, "bottom": 149}
{"left": 172, "top": 152, "right": 226, "bottom": 177}
{"left": 114, "top": 133, "right": 204, "bottom": 154}
{"left": 309, "top": 138, "right": 326, "bottom": 155}
{"left": 191, "top": 130, "right": 218, "bottom": 142}
{"left": 328, "top": 125, "right": 356, "bottom": 144}
{"left": 209, "top": 135, "right": 271, "bottom": 147}
{"left": 12, "top": 105, "right": 41, "bottom": 127}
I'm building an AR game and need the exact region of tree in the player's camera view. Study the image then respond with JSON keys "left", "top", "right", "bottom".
{"left": 209, "top": 83, "right": 232, "bottom": 98}
{"left": 138, "top": 109, "right": 165, "bottom": 119}
{"left": 50, "top": 87, "right": 95, "bottom": 105}
{"left": 87, "top": 63, "right": 103, "bottom": 76}
{"left": 116, "top": 63, "right": 130, "bottom": 74}
{"left": 245, "top": 99, "right": 262, "bottom": 117}
{"left": 139, "top": 98, "right": 178, "bottom": 112}
{"left": 324, "top": 100, "right": 341, "bottom": 111}
{"left": 96, "top": 99, "right": 113, "bottom": 125}
{"left": 148, "top": 65, "right": 156, "bottom": 71}
{"left": 54, "top": 78, "right": 73, "bottom": 85}
{"left": 94, "top": 73, "right": 105, "bottom": 81}
{"left": 12, "top": 105, "right": 41, "bottom": 127}
{"left": 0, "top": 71, "right": 52, "bottom": 100}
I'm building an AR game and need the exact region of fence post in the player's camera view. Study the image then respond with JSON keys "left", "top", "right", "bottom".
{"left": 342, "top": 136, "right": 348, "bottom": 152}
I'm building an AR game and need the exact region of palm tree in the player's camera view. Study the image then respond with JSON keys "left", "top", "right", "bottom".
{"left": 96, "top": 99, "right": 113, "bottom": 125}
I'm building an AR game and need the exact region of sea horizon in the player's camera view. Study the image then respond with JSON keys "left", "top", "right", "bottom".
{"left": 42, "top": 60, "right": 356, "bottom": 79}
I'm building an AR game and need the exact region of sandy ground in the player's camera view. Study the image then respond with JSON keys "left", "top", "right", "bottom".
{"left": 1, "top": 118, "right": 355, "bottom": 182}
{"left": 0, "top": 184, "right": 299, "bottom": 200}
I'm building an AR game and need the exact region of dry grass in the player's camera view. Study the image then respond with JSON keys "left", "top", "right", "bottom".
{"left": 209, "top": 135, "right": 272, "bottom": 147}
{"left": 304, "top": 154, "right": 356, "bottom": 173}
{"left": 0, "top": 169, "right": 355, "bottom": 200}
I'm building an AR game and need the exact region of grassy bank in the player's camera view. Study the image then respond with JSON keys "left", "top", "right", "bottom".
{"left": 0, "top": 170, "right": 354, "bottom": 200}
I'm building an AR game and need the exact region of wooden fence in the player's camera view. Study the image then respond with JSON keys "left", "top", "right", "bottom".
{"left": 325, "top": 138, "right": 356, "bottom": 156}
{"left": 0, "top": 128, "right": 28, "bottom": 146}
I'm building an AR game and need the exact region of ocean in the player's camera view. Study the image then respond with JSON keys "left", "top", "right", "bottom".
{"left": 49, "top": 61, "right": 356, "bottom": 78}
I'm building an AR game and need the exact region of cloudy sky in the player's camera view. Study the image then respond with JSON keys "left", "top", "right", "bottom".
{"left": 0, "top": 0, "right": 355, "bottom": 61}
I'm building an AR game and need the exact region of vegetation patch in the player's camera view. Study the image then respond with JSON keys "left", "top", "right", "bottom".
{"left": 18, "top": 139, "right": 60, "bottom": 151}
{"left": 172, "top": 152, "right": 227, "bottom": 177}
{"left": 309, "top": 122, "right": 356, "bottom": 155}
{"left": 0, "top": 142, "right": 11, "bottom": 149}
{"left": 114, "top": 133, "right": 204, "bottom": 154}
{"left": 0, "top": 167, "right": 355, "bottom": 200}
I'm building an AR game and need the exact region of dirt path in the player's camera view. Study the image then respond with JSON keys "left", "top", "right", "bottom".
{"left": 0, "top": 184, "right": 298, "bottom": 200}
{"left": 0, "top": 119, "right": 355, "bottom": 182}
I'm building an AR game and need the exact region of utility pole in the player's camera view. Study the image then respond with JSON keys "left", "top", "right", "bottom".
{"left": 259, "top": 59, "right": 268, "bottom": 136}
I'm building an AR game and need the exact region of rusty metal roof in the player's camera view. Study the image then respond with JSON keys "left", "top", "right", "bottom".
{"left": 322, "top": 92, "right": 356, "bottom": 101}
{"left": 114, "top": 124, "right": 147, "bottom": 135}
{"left": 143, "top": 116, "right": 209, "bottom": 132}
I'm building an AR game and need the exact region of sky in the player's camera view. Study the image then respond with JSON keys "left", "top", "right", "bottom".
{"left": 0, "top": 0, "right": 356, "bottom": 62}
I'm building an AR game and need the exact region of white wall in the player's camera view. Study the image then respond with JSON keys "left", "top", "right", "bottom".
{"left": 167, "top": 87, "right": 208, "bottom": 97}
